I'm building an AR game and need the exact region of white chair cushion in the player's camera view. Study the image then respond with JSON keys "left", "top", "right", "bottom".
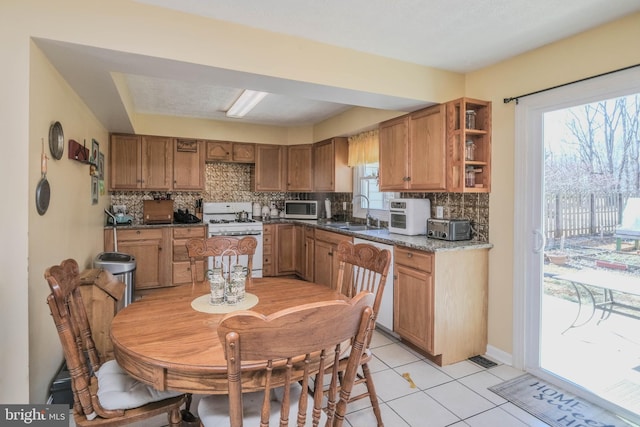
{"left": 96, "top": 360, "right": 182, "bottom": 411}
{"left": 198, "top": 383, "right": 327, "bottom": 426}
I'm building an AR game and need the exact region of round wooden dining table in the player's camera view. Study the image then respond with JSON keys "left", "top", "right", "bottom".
{"left": 110, "top": 278, "right": 348, "bottom": 394}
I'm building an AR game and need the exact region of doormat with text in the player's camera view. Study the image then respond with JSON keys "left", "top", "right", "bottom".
{"left": 489, "top": 374, "right": 633, "bottom": 427}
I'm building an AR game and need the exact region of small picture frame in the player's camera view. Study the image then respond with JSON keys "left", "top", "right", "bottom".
{"left": 91, "top": 176, "right": 98, "bottom": 205}
{"left": 98, "top": 151, "right": 105, "bottom": 180}
{"left": 91, "top": 139, "right": 99, "bottom": 165}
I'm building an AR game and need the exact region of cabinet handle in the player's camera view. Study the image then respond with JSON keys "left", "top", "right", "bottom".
{"left": 406, "top": 252, "right": 413, "bottom": 258}
{"left": 136, "top": 230, "right": 141, "bottom": 235}
{"left": 328, "top": 252, "right": 333, "bottom": 257}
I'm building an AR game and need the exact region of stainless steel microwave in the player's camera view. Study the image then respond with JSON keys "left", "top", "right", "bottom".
{"left": 284, "top": 200, "right": 318, "bottom": 219}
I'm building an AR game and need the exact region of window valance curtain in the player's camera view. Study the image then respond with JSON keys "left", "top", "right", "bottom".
{"left": 348, "top": 130, "right": 379, "bottom": 167}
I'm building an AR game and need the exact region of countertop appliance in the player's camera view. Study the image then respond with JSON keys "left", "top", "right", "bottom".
{"left": 143, "top": 200, "right": 174, "bottom": 224}
{"left": 173, "top": 209, "right": 202, "bottom": 224}
{"left": 388, "top": 198, "right": 431, "bottom": 235}
{"left": 284, "top": 200, "right": 318, "bottom": 219}
{"left": 427, "top": 218, "right": 472, "bottom": 241}
{"left": 202, "top": 202, "right": 263, "bottom": 278}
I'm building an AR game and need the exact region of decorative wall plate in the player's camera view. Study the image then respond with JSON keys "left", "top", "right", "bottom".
{"left": 48, "top": 121, "right": 64, "bottom": 160}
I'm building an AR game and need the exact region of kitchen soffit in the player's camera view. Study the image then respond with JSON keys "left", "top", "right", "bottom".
{"left": 35, "top": 0, "right": 640, "bottom": 132}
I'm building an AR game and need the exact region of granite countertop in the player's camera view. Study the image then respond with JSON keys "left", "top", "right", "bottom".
{"left": 104, "top": 222, "right": 206, "bottom": 229}
{"left": 262, "top": 219, "right": 493, "bottom": 253}
{"left": 106, "top": 219, "right": 492, "bottom": 252}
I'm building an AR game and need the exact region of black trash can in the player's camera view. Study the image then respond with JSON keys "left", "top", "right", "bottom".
{"left": 94, "top": 252, "right": 136, "bottom": 306}
{"left": 49, "top": 362, "right": 73, "bottom": 408}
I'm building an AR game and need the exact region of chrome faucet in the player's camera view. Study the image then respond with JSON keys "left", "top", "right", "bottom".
{"left": 352, "top": 194, "right": 373, "bottom": 226}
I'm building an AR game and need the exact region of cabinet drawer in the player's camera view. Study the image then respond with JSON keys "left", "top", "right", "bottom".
{"left": 118, "top": 228, "right": 164, "bottom": 241}
{"left": 394, "top": 247, "right": 433, "bottom": 273}
{"left": 263, "top": 263, "right": 274, "bottom": 277}
{"left": 263, "top": 233, "right": 273, "bottom": 248}
{"left": 263, "top": 224, "right": 274, "bottom": 234}
{"left": 173, "top": 226, "right": 205, "bottom": 239}
{"left": 173, "top": 241, "right": 190, "bottom": 262}
{"left": 315, "top": 229, "right": 351, "bottom": 246}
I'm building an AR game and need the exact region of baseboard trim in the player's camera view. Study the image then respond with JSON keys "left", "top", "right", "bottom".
{"left": 485, "top": 344, "right": 513, "bottom": 366}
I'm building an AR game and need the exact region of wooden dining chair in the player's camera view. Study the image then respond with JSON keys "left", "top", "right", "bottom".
{"left": 197, "top": 292, "right": 376, "bottom": 427}
{"left": 185, "top": 236, "right": 257, "bottom": 287}
{"left": 44, "top": 259, "right": 186, "bottom": 427}
{"left": 333, "top": 240, "right": 391, "bottom": 427}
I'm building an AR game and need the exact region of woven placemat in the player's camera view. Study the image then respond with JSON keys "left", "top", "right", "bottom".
{"left": 191, "top": 293, "right": 258, "bottom": 314}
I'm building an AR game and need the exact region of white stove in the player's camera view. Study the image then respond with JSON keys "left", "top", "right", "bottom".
{"left": 202, "top": 202, "right": 263, "bottom": 278}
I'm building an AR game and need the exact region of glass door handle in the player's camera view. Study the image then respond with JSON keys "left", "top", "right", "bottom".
{"left": 533, "top": 229, "right": 545, "bottom": 253}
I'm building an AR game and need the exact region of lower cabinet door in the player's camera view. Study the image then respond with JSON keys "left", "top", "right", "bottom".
{"left": 119, "top": 240, "right": 163, "bottom": 290}
{"left": 394, "top": 264, "right": 434, "bottom": 354}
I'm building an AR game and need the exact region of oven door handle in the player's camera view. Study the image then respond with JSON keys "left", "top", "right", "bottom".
{"left": 208, "top": 231, "right": 263, "bottom": 236}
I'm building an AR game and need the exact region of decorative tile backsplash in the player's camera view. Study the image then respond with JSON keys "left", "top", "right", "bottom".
{"left": 110, "top": 163, "right": 490, "bottom": 242}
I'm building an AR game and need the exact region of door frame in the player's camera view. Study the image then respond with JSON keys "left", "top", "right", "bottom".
{"left": 512, "top": 66, "right": 640, "bottom": 419}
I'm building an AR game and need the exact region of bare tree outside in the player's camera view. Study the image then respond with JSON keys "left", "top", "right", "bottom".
{"left": 545, "top": 94, "right": 640, "bottom": 195}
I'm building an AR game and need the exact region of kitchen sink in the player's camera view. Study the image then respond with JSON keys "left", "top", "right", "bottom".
{"left": 323, "top": 222, "right": 380, "bottom": 231}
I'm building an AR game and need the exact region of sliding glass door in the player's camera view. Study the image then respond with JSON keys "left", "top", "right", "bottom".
{"left": 514, "top": 67, "right": 640, "bottom": 423}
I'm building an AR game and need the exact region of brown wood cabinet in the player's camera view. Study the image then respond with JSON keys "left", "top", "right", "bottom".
{"left": 253, "top": 144, "right": 286, "bottom": 191}
{"left": 109, "top": 134, "right": 141, "bottom": 190}
{"left": 445, "top": 97, "right": 492, "bottom": 192}
{"left": 313, "top": 229, "right": 352, "bottom": 289}
{"left": 172, "top": 226, "right": 206, "bottom": 285}
{"left": 206, "top": 141, "right": 255, "bottom": 163}
{"left": 262, "top": 224, "right": 274, "bottom": 277}
{"left": 141, "top": 135, "right": 174, "bottom": 190}
{"left": 294, "top": 225, "right": 314, "bottom": 281}
{"left": 104, "top": 227, "right": 172, "bottom": 291}
{"left": 379, "top": 104, "right": 446, "bottom": 191}
{"left": 393, "top": 245, "right": 488, "bottom": 365}
{"left": 313, "top": 137, "right": 351, "bottom": 192}
{"left": 110, "top": 134, "right": 188, "bottom": 191}
{"left": 286, "top": 144, "right": 313, "bottom": 191}
{"left": 276, "top": 223, "right": 296, "bottom": 275}
{"left": 173, "top": 139, "right": 205, "bottom": 190}
{"left": 394, "top": 248, "right": 434, "bottom": 353}
{"left": 263, "top": 223, "right": 296, "bottom": 276}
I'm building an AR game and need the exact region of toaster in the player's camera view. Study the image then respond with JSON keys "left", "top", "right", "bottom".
{"left": 427, "top": 218, "right": 472, "bottom": 241}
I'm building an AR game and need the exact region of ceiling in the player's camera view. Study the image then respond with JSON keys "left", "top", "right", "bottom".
{"left": 37, "top": 0, "right": 639, "bottom": 131}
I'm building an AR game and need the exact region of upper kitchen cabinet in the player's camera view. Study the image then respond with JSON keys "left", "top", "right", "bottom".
{"left": 173, "top": 139, "right": 205, "bottom": 190}
{"left": 379, "top": 104, "right": 446, "bottom": 191}
{"left": 109, "top": 134, "right": 173, "bottom": 190}
{"left": 205, "top": 141, "right": 255, "bottom": 163}
{"left": 313, "top": 137, "right": 351, "bottom": 192}
{"left": 253, "top": 144, "right": 286, "bottom": 191}
{"left": 286, "top": 144, "right": 313, "bottom": 192}
{"left": 445, "top": 98, "right": 492, "bottom": 193}
{"left": 109, "top": 134, "right": 140, "bottom": 189}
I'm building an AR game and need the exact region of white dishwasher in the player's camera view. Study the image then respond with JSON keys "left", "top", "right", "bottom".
{"left": 353, "top": 238, "right": 395, "bottom": 333}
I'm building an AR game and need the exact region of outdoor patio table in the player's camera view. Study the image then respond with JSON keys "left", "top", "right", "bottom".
{"left": 555, "top": 269, "right": 640, "bottom": 332}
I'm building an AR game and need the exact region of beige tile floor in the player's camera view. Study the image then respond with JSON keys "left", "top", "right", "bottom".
{"left": 78, "top": 329, "right": 553, "bottom": 427}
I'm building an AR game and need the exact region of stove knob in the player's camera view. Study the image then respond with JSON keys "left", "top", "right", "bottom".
{"left": 427, "top": 230, "right": 433, "bottom": 236}
{"left": 442, "top": 232, "right": 447, "bottom": 239}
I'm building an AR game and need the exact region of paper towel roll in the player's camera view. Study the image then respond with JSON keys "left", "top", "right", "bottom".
{"left": 325, "top": 199, "right": 332, "bottom": 219}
